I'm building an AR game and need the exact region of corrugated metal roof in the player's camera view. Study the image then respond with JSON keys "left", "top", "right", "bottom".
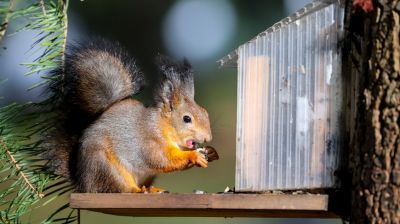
{"left": 217, "top": 0, "right": 342, "bottom": 67}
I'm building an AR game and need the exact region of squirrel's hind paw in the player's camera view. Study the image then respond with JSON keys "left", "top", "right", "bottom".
{"left": 142, "top": 186, "right": 169, "bottom": 194}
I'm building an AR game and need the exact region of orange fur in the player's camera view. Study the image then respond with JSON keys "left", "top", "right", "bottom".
{"left": 157, "top": 119, "right": 196, "bottom": 173}
{"left": 160, "top": 144, "right": 197, "bottom": 173}
{"left": 103, "top": 136, "right": 142, "bottom": 192}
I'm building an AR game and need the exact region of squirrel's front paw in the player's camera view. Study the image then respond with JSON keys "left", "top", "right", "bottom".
{"left": 196, "top": 146, "right": 219, "bottom": 162}
{"left": 191, "top": 152, "right": 208, "bottom": 168}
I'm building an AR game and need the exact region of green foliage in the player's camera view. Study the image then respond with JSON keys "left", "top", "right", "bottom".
{"left": 0, "top": 0, "right": 74, "bottom": 223}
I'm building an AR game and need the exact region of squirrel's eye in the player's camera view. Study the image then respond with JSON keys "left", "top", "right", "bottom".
{"left": 183, "top": 115, "right": 192, "bottom": 123}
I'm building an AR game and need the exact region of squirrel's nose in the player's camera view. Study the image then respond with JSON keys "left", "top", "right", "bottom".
{"left": 205, "top": 133, "right": 212, "bottom": 143}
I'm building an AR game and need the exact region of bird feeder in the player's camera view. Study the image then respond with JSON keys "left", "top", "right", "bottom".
{"left": 218, "top": 0, "right": 345, "bottom": 191}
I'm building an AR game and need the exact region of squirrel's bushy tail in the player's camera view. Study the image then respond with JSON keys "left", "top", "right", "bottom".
{"left": 42, "top": 39, "right": 145, "bottom": 179}
{"left": 62, "top": 40, "right": 145, "bottom": 115}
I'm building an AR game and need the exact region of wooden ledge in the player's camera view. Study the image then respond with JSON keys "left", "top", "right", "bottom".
{"left": 70, "top": 193, "right": 339, "bottom": 218}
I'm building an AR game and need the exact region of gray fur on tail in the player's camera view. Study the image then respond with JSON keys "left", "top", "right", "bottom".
{"left": 67, "top": 40, "right": 145, "bottom": 115}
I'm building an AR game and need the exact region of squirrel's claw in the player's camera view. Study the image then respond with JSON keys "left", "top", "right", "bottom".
{"left": 195, "top": 152, "right": 208, "bottom": 168}
{"left": 142, "top": 186, "right": 169, "bottom": 194}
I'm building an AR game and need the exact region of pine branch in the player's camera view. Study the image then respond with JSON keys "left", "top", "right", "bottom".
{"left": 0, "top": 0, "right": 14, "bottom": 43}
{"left": 0, "top": 138, "right": 44, "bottom": 198}
{"left": 59, "top": 0, "right": 68, "bottom": 93}
{"left": 0, "top": 0, "right": 74, "bottom": 223}
{"left": 59, "top": 0, "right": 67, "bottom": 59}
{"left": 0, "top": 103, "right": 48, "bottom": 223}
{"left": 39, "top": 0, "right": 47, "bottom": 16}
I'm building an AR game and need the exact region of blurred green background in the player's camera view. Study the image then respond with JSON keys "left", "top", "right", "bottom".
{"left": 0, "top": 0, "right": 341, "bottom": 223}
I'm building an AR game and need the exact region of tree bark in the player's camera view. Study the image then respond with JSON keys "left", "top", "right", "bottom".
{"left": 349, "top": 0, "right": 400, "bottom": 223}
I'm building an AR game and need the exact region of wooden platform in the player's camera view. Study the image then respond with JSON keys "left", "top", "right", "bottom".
{"left": 70, "top": 193, "right": 339, "bottom": 218}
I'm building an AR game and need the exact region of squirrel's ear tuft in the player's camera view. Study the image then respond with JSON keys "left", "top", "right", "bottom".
{"left": 156, "top": 55, "right": 192, "bottom": 78}
{"left": 160, "top": 79, "right": 175, "bottom": 111}
{"left": 155, "top": 55, "right": 195, "bottom": 110}
{"left": 182, "top": 57, "right": 192, "bottom": 72}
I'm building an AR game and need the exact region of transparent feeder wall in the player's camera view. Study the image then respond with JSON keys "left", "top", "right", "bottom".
{"left": 236, "top": 2, "right": 344, "bottom": 191}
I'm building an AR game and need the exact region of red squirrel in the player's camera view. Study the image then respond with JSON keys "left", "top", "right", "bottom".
{"left": 43, "top": 40, "right": 218, "bottom": 193}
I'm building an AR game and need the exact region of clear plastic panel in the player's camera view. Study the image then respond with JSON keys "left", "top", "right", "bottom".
{"left": 236, "top": 2, "right": 344, "bottom": 191}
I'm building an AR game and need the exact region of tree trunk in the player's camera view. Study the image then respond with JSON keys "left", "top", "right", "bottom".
{"left": 348, "top": 0, "right": 400, "bottom": 223}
